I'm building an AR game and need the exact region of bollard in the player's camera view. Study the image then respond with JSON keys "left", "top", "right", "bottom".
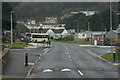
{"left": 25, "top": 53, "right": 28, "bottom": 66}
{"left": 113, "top": 52, "right": 116, "bottom": 62}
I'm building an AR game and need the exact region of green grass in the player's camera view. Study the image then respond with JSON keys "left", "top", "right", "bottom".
{"left": 1, "top": 43, "right": 27, "bottom": 48}
{"left": 50, "top": 39, "right": 92, "bottom": 44}
{"left": 101, "top": 53, "right": 120, "bottom": 61}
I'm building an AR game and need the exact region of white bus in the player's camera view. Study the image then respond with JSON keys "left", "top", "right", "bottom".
{"left": 31, "top": 33, "right": 49, "bottom": 42}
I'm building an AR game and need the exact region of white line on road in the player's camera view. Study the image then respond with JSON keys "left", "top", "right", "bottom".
{"left": 77, "top": 70, "right": 83, "bottom": 76}
{"left": 67, "top": 52, "right": 69, "bottom": 54}
{"left": 43, "top": 48, "right": 48, "bottom": 51}
{"left": 66, "top": 46, "right": 69, "bottom": 51}
{"left": 44, "top": 48, "right": 50, "bottom": 53}
{"left": 70, "top": 58, "right": 73, "bottom": 61}
{"left": 85, "top": 49, "right": 99, "bottom": 58}
{"left": 68, "top": 55, "right": 71, "bottom": 59}
{"left": 43, "top": 69, "right": 53, "bottom": 72}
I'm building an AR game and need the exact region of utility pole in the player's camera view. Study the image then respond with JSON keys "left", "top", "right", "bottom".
{"left": 11, "top": 11, "right": 14, "bottom": 44}
{"left": 88, "top": 22, "right": 90, "bottom": 31}
{"left": 110, "top": 0, "right": 113, "bottom": 56}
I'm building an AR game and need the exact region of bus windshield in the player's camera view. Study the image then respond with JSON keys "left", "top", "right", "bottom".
{"left": 32, "top": 35, "right": 48, "bottom": 38}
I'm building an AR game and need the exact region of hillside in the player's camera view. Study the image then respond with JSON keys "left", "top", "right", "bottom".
{"left": 9, "top": 2, "right": 118, "bottom": 22}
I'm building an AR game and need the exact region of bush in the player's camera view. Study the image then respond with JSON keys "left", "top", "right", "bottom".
{"left": 2, "top": 36, "right": 10, "bottom": 43}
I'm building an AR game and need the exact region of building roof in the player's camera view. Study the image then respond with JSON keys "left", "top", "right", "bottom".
{"left": 52, "top": 29, "right": 64, "bottom": 33}
{"left": 91, "top": 31, "right": 106, "bottom": 35}
{"left": 110, "top": 28, "right": 120, "bottom": 33}
{"left": 41, "top": 29, "right": 49, "bottom": 33}
{"left": 43, "top": 23, "right": 57, "bottom": 25}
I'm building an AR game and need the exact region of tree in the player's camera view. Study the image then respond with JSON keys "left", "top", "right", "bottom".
{"left": 60, "top": 13, "right": 88, "bottom": 32}
{"left": 2, "top": 2, "right": 16, "bottom": 30}
{"left": 89, "top": 9, "right": 117, "bottom": 31}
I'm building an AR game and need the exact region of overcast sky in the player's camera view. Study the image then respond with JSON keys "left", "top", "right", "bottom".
{"left": 1, "top": 0, "right": 120, "bottom": 2}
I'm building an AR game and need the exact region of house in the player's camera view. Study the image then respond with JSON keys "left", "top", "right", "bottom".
{"left": 74, "top": 31, "right": 91, "bottom": 41}
{"left": 41, "top": 28, "right": 68, "bottom": 40}
{"left": 41, "top": 29, "right": 54, "bottom": 34}
{"left": 91, "top": 31, "right": 106, "bottom": 45}
{"left": 42, "top": 23, "right": 65, "bottom": 29}
{"left": 45, "top": 17, "right": 57, "bottom": 23}
{"left": 106, "top": 27, "right": 120, "bottom": 39}
{"left": 106, "top": 27, "right": 120, "bottom": 44}
{"left": 50, "top": 29, "right": 69, "bottom": 40}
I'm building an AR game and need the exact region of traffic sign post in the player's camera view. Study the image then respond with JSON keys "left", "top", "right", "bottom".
{"left": 25, "top": 53, "right": 29, "bottom": 66}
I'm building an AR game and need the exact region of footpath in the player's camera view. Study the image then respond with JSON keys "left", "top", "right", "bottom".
{"left": 2, "top": 43, "right": 51, "bottom": 79}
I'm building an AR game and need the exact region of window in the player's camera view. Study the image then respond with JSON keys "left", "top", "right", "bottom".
{"left": 82, "top": 34, "right": 85, "bottom": 37}
{"left": 32, "top": 35, "right": 48, "bottom": 38}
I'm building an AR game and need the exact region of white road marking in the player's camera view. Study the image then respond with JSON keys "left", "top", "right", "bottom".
{"left": 67, "top": 52, "right": 69, "bottom": 54}
{"left": 44, "top": 49, "right": 49, "bottom": 53}
{"left": 61, "top": 68, "right": 71, "bottom": 72}
{"left": 43, "top": 48, "right": 48, "bottom": 51}
{"left": 43, "top": 69, "right": 53, "bottom": 72}
{"left": 70, "top": 58, "right": 73, "bottom": 61}
{"left": 85, "top": 49, "right": 99, "bottom": 57}
{"left": 66, "top": 46, "right": 69, "bottom": 51}
{"left": 77, "top": 70, "right": 83, "bottom": 76}
{"left": 68, "top": 55, "right": 71, "bottom": 59}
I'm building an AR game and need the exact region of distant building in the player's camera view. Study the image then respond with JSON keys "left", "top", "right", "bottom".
{"left": 91, "top": 31, "right": 106, "bottom": 45}
{"left": 74, "top": 31, "right": 91, "bottom": 41}
{"left": 106, "top": 27, "right": 120, "bottom": 44}
{"left": 68, "top": 29, "right": 76, "bottom": 34}
{"left": 75, "top": 31, "right": 106, "bottom": 45}
{"left": 24, "top": 20, "right": 41, "bottom": 33}
{"left": 106, "top": 27, "right": 120, "bottom": 39}
{"left": 45, "top": 17, "right": 57, "bottom": 23}
{"left": 41, "top": 28, "right": 68, "bottom": 40}
{"left": 79, "top": 11, "right": 99, "bottom": 16}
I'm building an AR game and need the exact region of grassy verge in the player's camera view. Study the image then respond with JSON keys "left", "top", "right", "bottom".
{"left": 50, "top": 39, "right": 92, "bottom": 44}
{"left": 101, "top": 53, "right": 120, "bottom": 61}
{"left": 1, "top": 43, "right": 28, "bottom": 48}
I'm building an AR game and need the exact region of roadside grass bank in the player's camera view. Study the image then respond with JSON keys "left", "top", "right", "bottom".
{"left": 101, "top": 53, "right": 120, "bottom": 61}
{"left": 50, "top": 39, "right": 92, "bottom": 44}
{"left": 1, "top": 43, "right": 28, "bottom": 48}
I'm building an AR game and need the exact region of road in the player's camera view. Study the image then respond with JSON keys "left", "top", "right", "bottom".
{"left": 84, "top": 47, "right": 116, "bottom": 55}
{"left": 28, "top": 42, "right": 118, "bottom": 79}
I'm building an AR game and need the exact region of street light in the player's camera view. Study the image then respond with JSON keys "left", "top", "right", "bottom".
{"left": 11, "top": 11, "right": 14, "bottom": 44}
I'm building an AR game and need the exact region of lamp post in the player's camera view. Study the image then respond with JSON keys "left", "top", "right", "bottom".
{"left": 11, "top": 11, "right": 14, "bottom": 44}
{"left": 88, "top": 22, "right": 90, "bottom": 31}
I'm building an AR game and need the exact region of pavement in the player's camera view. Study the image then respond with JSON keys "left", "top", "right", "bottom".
{"left": 27, "top": 43, "right": 52, "bottom": 48}
{"left": 2, "top": 48, "right": 45, "bottom": 78}
{"left": 79, "top": 44, "right": 115, "bottom": 48}
{"left": 27, "top": 42, "right": 119, "bottom": 78}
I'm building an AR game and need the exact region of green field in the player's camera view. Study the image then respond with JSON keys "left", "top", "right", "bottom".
{"left": 1, "top": 43, "right": 27, "bottom": 48}
{"left": 101, "top": 53, "right": 120, "bottom": 61}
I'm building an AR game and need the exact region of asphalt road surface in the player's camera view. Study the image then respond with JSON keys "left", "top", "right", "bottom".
{"left": 84, "top": 47, "right": 116, "bottom": 55}
{"left": 28, "top": 42, "right": 119, "bottom": 79}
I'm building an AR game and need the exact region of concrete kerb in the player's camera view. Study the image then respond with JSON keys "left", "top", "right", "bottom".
{"left": 99, "top": 55, "right": 120, "bottom": 65}
{"left": 25, "top": 55, "right": 41, "bottom": 79}
{"left": 86, "top": 49, "right": 120, "bottom": 66}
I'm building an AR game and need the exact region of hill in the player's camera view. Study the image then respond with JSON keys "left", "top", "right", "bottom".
{"left": 9, "top": 2, "right": 118, "bottom": 22}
